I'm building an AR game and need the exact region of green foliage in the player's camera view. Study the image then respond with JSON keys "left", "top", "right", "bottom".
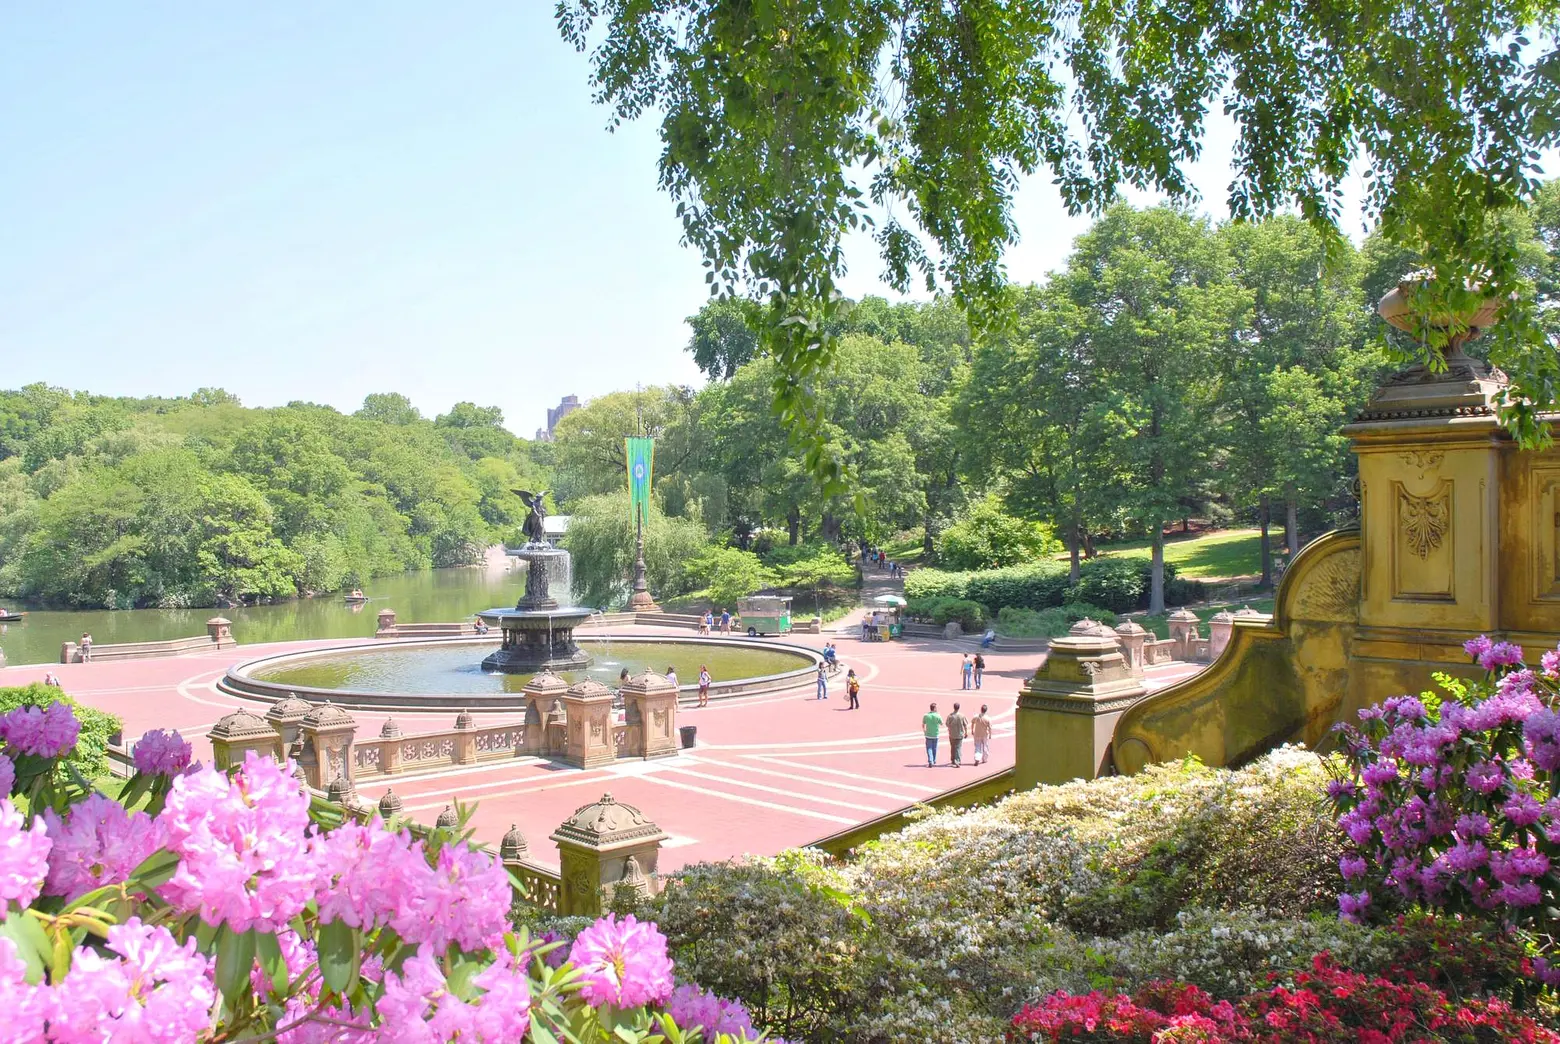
{"left": 0, "top": 389, "right": 544, "bottom": 608}
{"left": 996, "top": 604, "right": 1118, "bottom": 638}
{"left": 935, "top": 493, "right": 1060, "bottom": 569}
{"left": 560, "top": 0, "right": 1560, "bottom": 469}
{"left": 0, "top": 683, "right": 119, "bottom": 778}
{"left": 930, "top": 598, "right": 986, "bottom": 632}
{"left": 1068, "top": 558, "right": 1153, "bottom": 615}
{"left": 688, "top": 546, "right": 778, "bottom": 608}
{"left": 562, "top": 491, "right": 712, "bottom": 609}
{"left": 768, "top": 546, "right": 856, "bottom": 593}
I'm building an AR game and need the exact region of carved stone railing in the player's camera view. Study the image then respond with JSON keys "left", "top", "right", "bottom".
{"left": 61, "top": 617, "right": 236, "bottom": 664}
{"left": 509, "top": 862, "right": 562, "bottom": 912}
{"left": 352, "top": 717, "right": 526, "bottom": 781}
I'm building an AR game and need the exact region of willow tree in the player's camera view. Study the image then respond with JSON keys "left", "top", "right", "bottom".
{"left": 559, "top": 0, "right": 1560, "bottom": 479}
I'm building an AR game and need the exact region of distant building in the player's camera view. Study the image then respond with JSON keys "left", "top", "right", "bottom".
{"left": 534, "top": 395, "right": 582, "bottom": 441}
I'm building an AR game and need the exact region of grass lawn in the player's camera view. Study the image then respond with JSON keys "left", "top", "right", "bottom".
{"left": 1070, "top": 528, "right": 1267, "bottom": 581}
{"left": 880, "top": 535, "right": 928, "bottom": 565}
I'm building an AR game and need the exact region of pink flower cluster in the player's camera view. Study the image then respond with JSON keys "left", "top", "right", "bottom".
{"left": 48, "top": 918, "right": 214, "bottom": 1043}
{"left": 569, "top": 913, "right": 676, "bottom": 1009}
{"left": 665, "top": 983, "right": 764, "bottom": 1041}
{"left": 42, "top": 793, "right": 164, "bottom": 901}
{"left": 0, "top": 703, "right": 80, "bottom": 759}
{"left": 377, "top": 946, "right": 531, "bottom": 1042}
{"left": 314, "top": 818, "right": 512, "bottom": 953}
{"left": 0, "top": 799, "right": 51, "bottom": 913}
{"left": 131, "top": 729, "right": 192, "bottom": 776}
{"left": 1332, "top": 635, "right": 1560, "bottom": 928}
{"left": 0, "top": 753, "right": 15, "bottom": 799}
{"left": 161, "top": 751, "right": 319, "bottom": 932}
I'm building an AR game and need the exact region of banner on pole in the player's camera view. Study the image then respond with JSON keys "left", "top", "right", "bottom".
{"left": 626, "top": 436, "right": 655, "bottom": 526}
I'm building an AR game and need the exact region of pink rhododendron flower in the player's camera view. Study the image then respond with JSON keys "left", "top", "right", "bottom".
{"left": 315, "top": 819, "right": 425, "bottom": 931}
{"left": 161, "top": 751, "right": 317, "bottom": 931}
{"left": 0, "top": 936, "right": 52, "bottom": 1043}
{"left": 0, "top": 799, "right": 51, "bottom": 914}
{"left": 0, "top": 702, "right": 80, "bottom": 758}
{"left": 665, "top": 983, "right": 757, "bottom": 1039}
{"left": 0, "top": 753, "right": 14, "bottom": 799}
{"left": 131, "top": 729, "right": 192, "bottom": 776}
{"left": 42, "top": 792, "right": 164, "bottom": 901}
{"left": 1542, "top": 647, "right": 1560, "bottom": 680}
{"left": 1464, "top": 761, "right": 1505, "bottom": 794}
{"left": 1463, "top": 635, "right": 1494, "bottom": 659}
{"left": 375, "top": 947, "right": 530, "bottom": 1043}
{"left": 49, "top": 918, "right": 214, "bottom": 1044}
{"left": 1478, "top": 641, "right": 1524, "bottom": 670}
{"left": 570, "top": 913, "right": 675, "bottom": 1009}
{"left": 404, "top": 841, "right": 513, "bottom": 953}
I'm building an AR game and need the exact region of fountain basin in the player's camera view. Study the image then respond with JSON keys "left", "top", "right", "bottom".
{"left": 219, "top": 635, "right": 820, "bottom": 713}
{"left": 476, "top": 606, "right": 593, "bottom": 672}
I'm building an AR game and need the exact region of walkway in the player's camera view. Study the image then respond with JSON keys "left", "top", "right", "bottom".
{"left": 2, "top": 628, "right": 1204, "bottom": 872}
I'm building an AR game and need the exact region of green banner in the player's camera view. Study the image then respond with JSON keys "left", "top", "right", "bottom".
{"left": 626, "top": 436, "right": 655, "bottom": 526}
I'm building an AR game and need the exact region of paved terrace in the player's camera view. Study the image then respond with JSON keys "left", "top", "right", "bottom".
{"left": 1, "top": 630, "right": 1205, "bottom": 872}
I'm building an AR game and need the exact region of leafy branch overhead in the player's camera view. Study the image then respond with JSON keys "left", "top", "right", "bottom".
{"left": 558, "top": 0, "right": 1560, "bottom": 462}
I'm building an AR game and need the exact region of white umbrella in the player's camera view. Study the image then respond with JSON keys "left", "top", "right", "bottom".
{"left": 873, "top": 594, "right": 907, "bottom": 606}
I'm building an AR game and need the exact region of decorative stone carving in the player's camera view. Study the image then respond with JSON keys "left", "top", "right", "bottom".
{"left": 500, "top": 823, "right": 528, "bottom": 862}
{"left": 207, "top": 710, "right": 283, "bottom": 770}
{"left": 550, "top": 793, "right": 668, "bottom": 916}
{"left": 435, "top": 805, "right": 459, "bottom": 830}
{"left": 560, "top": 680, "right": 616, "bottom": 768}
{"left": 1399, "top": 486, "right": 1449, "bottom": 559}
{"left": 621, "top": 672, "right": 679, "bottom": 760}
{"left": 1293, "top": 547, "right": 1362, "bottom": 622}
{"left": 1017, "top": 628, "right": 1145, "bottom": 789}
{"left": 377, "top": 789, "right": 403, "bottom": 818}
{"left": 299, "top": 702, "right": 357, "bottom": 791}
{"left": 1400, "top": 450, "right": 1444, "bottom": 476}
{"left": 265, "top": 695, "right": 313, "bottom": 749}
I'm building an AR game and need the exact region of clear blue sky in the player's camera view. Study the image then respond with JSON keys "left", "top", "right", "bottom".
{"left": 1, "top": 6, "right": 1542, "bottom": 437}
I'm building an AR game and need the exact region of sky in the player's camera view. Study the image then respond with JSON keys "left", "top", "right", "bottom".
{"left": 0, "top": 5, "right": 1533, "bottom": 438}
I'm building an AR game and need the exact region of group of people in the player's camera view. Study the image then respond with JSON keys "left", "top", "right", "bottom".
{"left": 960, "top": 652, "right": 986, "bottom": 689}
{"left": 858, "top": 542, "right": 902, "bottom": 578}
{"left": 698, "top": 609, "right": 737, "bottom": 636}
{"left": 815, "top": 660, "right": 861, "bottom": 708}
{"left": 616, "top": 663, "right": 715, "bottom": 709}
{"left": 920, "top": 702, "right": 992, "bottom": 768}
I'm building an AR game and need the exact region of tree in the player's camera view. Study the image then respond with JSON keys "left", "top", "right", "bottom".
{"left": 691, "top": 546, "right": 779, "bottom": 607}
{"left": 357, "top": 393, "right": 422, "bottom": 426}
{"left": 559, "top": 0, "right": 1560, "bottom": 469}
{"left": 935, "top": 493, "right": 1060, "bottom": 570}
{"left": 1062, "top": 205, "right": 1245, "bottom": 614}
{"left": 686, "top": 297, "right": 763, "bottom": 380}
{"left": 551, "top": 387, "right": 704, "bottom": 506}
{"left": 562, "top": 491, "right": 712, "bottom": 608}
{"left": 771, "top": 547, "right": 857, "bottom": 614}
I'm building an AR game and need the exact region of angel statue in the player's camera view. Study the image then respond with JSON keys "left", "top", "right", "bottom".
{"left": 514, "top": 490, "right": 550, "bottom": 545}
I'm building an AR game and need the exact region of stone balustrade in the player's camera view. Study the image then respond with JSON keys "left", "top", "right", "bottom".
{"left": 350, "top": 715, "right": 527, "bottom": 780}
{"left": 60, "top": 617, "right": 235, "bottom": 664}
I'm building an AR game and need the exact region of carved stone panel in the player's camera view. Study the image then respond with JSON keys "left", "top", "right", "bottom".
{"left": 1532, "top": 467, "right": 1560, "bottom": 602}
{"left": 1394, "top": 479, "right": 1454, "bottom": 601}
{"left": 1293, "top": 547, "right": 1361, "bottom": 623}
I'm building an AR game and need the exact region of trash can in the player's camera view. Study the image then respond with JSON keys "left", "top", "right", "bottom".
{"left": 679, "top": 725, "right": 697, "bottom": 749}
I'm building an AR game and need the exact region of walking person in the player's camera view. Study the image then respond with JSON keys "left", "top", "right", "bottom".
{"left": 922, "top": 702, "right": 942, "bottom": 767}
{"left": 697, "top": 665, "right": 711, "bottom": 708}
{"left": 972, "top": 705, "right": 992, "bottom": 765}
{"left": 701, "top": 610, "right": 713, "bottom": 636}
{"left": 815, "top": 662, "right": 829, "bottom": 700}
{"left": 973, "top": 652, "right": 986, "bottom": 689}
{"left": 946, "top": 702, "right": 970, "bottom": 767}
{"left": 960, "top": 652, "right": 973, "bottom": 690}
{"left": 846, "top": 669, "right": 860, "bottom": 709}
{"left": 719, "top": 608, "right": 732, "bottom": 635}
{"left": 79, "top": 633, "right": 93, "bottom": 663}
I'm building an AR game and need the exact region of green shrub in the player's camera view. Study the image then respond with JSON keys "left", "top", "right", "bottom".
{"left": 996, "top": 604, "right": 1118, "bottom": 638}
{"left": 934, "top": 495, "right": 1060, "bottom": 570}
{"left": 0, "top": 683, "right": 121, "bottom": 778}
{"left": 931, "top": 598, "right": 986, "bottom": 632}
{"left": 907, "top": 559, "right": 1155, "bottom": 615}
{"left": 903, "top": 567, "right": 969, "bottom": 601}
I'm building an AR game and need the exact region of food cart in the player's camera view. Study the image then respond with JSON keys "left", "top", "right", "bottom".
{"left": 738, "top": 595, "right": 792, "bottom": 636}
{"left": 865, "top": 594, "right": 905, "bottom": 641}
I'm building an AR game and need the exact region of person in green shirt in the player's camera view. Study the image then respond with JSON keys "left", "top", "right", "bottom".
{"left": 922, "top": 702, "right": 942, "bottom": 767}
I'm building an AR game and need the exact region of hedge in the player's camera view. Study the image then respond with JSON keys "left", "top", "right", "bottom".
{"left": 905, "top": 557, "right": 1202, "bottom": 614}
{"left": 0, "top": 682, "right": 121, "bottom": 778}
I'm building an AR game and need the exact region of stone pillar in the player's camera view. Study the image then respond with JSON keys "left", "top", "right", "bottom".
{"left": 265, "top": 695, "right": 313, "bottom": 750}
{"left": 1113, "top": 620, "right": 1148, "bottom": 677}
{"left": 1166, "top": 609, "right": 1200, "bottom": 658}
{"left": 453, "top": 710, "right": 476, "bottom": 765}
{"left": 299, "top": 703, "right": 357, "bottom": 791}
{"left": 1207, "top": 610, "right": 1236, "bottom": 660}
{"left": 620, "top": 672, "right": 679, "bottom": 760}
{"left": 550, "top": 792, "right": 668, "bottom": 917}
{"left": 59, "top": 642, "right": 78, "bottom": 665}
{"left": 560, "top": 680, "right": 616, "bottom": 768}
{"left": 207, "top": 710, "right": 284, "bottom": 771}
{"left": 379, "top": 718, "right": 404, "bottom": 774}
{"left": 1016, "top": 620, "right": 1146, "bottom": 789}
{"left": 206, "top": 616, "right": 234, "bottom": 646}
{"left": 522, "top": 671, "right": 569, "bottom": 756}
{"left": 376, "top": 608, "right": 398, "bottom": 637}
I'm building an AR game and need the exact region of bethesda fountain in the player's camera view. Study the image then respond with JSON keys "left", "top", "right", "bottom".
{"left": 477, "top": 490, "right": 593, "bottom": 673}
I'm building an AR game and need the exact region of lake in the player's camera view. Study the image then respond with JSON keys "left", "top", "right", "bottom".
{"left": 0, "top": 558, "right": 524, "bottom": 668}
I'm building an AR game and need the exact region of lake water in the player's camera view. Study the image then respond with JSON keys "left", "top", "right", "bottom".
{"left": 0, "top": 559, "right": 525, "bottom": 668}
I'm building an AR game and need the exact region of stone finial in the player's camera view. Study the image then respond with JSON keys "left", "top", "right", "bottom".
{"left": 1166, "top": 608, "right": 1199, "bottom": 624}
{"left": 301, "top": 701, "right": 356, "bottom": 730}
{"left": 267, "top": 695, "right": 312, "bottom": 722}
{"left": 210, "top": 708, "right": 277, "bottom": 742}
{"left": 550, "top": 792, "right": 667, "bottom": 850}
{"left": 1234, "top": 604, "right": 1263, "bottom": 618}
{"left": 564, "top": 678, "right": 614, "bottom": 701}
{"left": 1114, "top": 620, "right": 1146, "bottom": 636}
{"left": 1069, "top": 618, "right": 1108, "bottom": 637}
{"left": 435, "top": 805, "right": 459, "bottom": 829}
{"left": 378, "top": 789, "right": 403, "bottom": 818}
{"left": 500, "top": 823, "right": 528, "bottom": 861}
{"left": 523, "top": 668, "right": 570, "bottom": 693}
{"left": 327, "top": 776, "right": 355, "bottom": 805}
{"left": 455, "top": 709, "right": 475, "bottom": 730}
{"left": 380, "top": 718, "right": 403, "bottom": 738}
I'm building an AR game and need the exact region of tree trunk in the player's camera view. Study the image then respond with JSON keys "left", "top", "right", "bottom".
{"left": 1083, "top": 529, "right": 1097, "bottom": 559}
{"left": 1259, "top": 497, "right": 1273, "bottom": 589}
{"left": 1182, "top": 517, "right": 1190, "bottom": 534}
{"left": 1149, "top": 526, "right": 1166, "bottom": 615}
{"left": 820, "top": 513, "right": 841, "bottom": 544}
{"left": 1285, "top": 498, "right": 1300, "bottom": 557}
{"left": 787, "top": 507, "right": 800, "bottom": 546}
{"left": 1068, "top": 520, "right": 1082, "bottom": 585}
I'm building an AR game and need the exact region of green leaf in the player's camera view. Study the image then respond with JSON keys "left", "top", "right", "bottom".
{"left": 215, "top": 925, "right": 257, "bottom": 1004}
{"left": 127, "top": 848, "right": 180, "bottom": 890}
{"left": 255, "top": 929, "right": 288, "bottom": 996}
{"left": 317, "top": 918, "right": 360, "bottom": 995}
{"left": 0, "top": 914, "right": 49, "bottom": 984}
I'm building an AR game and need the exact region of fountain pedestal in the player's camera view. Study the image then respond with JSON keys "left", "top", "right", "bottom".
{"left": 479, "top": 545, "right": 592, "bottom": 673}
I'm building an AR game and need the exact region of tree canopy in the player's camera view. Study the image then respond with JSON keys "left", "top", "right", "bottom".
{"left": 559, "top": 0, "right": 1560, "bottom": 462}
